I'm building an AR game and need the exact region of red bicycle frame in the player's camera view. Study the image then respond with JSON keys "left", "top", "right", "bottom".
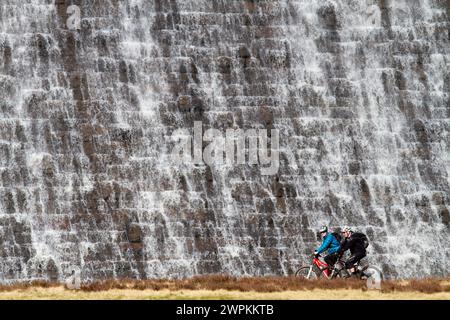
{"left": 313, "top": 256, "right": 330, "bottom": 277}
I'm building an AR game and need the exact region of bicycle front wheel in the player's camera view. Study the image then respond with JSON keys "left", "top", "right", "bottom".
{"left": 295, "top": 266, "right": 319, "bottom": 279}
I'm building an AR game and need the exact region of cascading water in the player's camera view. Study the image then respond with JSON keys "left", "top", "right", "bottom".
{"left": 0, "top": 0, "right": 448, "bottom": 282}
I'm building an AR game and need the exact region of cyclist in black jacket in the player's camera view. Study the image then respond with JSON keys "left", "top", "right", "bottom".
{"left": 339, "top": 226, "right": 369, "bottom": 276}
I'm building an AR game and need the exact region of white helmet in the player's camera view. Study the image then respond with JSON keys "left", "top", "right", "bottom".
{"left": 342, "top": 226, "right": 353, "bottom": 233}
{"left": 318, "top": 225, "right": 328, "bottom": 234}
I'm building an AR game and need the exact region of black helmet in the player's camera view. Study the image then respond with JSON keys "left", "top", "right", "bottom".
{"left": 318, "top": 225, "right": 328, "bottom": 234}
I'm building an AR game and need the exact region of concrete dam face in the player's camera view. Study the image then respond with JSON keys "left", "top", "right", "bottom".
{"left": 0, "top": 0, "right": 449, "bottom": 282}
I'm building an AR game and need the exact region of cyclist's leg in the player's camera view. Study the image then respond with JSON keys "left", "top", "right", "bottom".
{"left": 325, "top": 253, "right": 341, "bottom": 278}
{"left": 324, "top": 253, "right": 338, "bottom": 267}
{"left": 354, "top": 253, "right": 368, "bottom": 276}
{"left": 345, "top": 252, "right": 366, "bottom": 276}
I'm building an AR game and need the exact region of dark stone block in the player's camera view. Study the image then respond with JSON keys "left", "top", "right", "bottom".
{"left": 178, "top": 95, "right": 192, "bottom": 111}
{"left": 238, "top": 46, "right": 251, "bottom": 59}
{"left": 127, "top": 223, "right": 142, "bottom": 243}
{"left": 440, "top": 207, "right": 450, "bottom": 228}
{"left": 317, "top": 2, "right": 341, "bottom": 30}
{"left": 348, "top": 162, "right": 360, "bottom": 175}
{"left": 217, "top": 56, "right": 233, "bottom": 74}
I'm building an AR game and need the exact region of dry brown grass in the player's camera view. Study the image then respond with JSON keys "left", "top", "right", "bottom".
{"left": 381, "top": 278, "right": 450, "bottom": 294}
{"left": 0, "top": 276, "right": 448, "bottom": 294}
{"left": 0, "top": 280, "right": 59, "bottom": 292}
{"left": 75, "top": 276, "right": 367, "bottom": 293}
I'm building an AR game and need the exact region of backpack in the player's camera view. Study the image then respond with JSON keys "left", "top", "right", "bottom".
{"left": 362, "top": 235, "right": 369, "bottom": 249}
{"left": 353, "top": 232, "right": 370, "bottom": 249}
{"left": 331, "top": 232, "right": 342, "bottom": 243}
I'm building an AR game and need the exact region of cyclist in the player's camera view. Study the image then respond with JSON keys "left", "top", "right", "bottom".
{"left": 313, "top": 226, "right": 341, "bottom": 268}
{"left": 339, "top": 226, "right": 369, "bottom": 277}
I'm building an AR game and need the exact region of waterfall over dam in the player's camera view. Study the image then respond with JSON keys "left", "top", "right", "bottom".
{"left": 0, "top": 0, "right": 449, "bottom": 282}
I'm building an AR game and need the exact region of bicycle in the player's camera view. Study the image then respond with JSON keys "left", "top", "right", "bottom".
{"left": 295, "top": 254, "right": 344, "bottom": 279}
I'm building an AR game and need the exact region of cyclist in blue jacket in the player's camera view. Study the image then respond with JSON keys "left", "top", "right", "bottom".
{"left": 314, "top": 226, "right": 341, "bottom": 267}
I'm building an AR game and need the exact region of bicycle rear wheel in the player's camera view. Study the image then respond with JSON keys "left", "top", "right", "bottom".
{"left": 363, "top": 266, "right": 383, "bottom": 280}
{"left": 295, "top": 266, "right": 319, "bottom": 279}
